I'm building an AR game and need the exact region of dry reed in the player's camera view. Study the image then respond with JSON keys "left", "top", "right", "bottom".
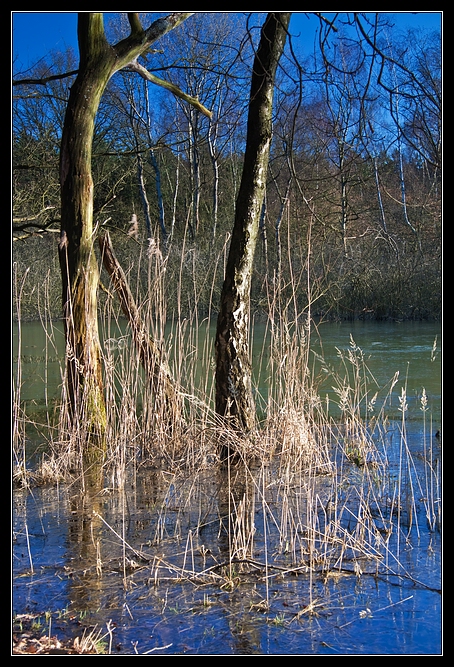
{"left": 12, "top": 239, "right": 440, "bottom": 597}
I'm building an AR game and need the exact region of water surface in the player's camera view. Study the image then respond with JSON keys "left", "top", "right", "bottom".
{"left": 13, "top": 320, "right": 442, "bottom": 655}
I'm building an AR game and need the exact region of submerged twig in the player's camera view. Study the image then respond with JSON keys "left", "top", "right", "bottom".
{"left": 93, "top": 511, "right": 153, "bottom": 564}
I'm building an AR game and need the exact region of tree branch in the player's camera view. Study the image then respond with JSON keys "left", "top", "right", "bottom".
{"left": 143, "top": 13, "right": 194, "bottom": 43}
{"left": 127, "top": 59, "right": 212, "bottom": 118}
{"left": 99, "top": 231, "right": 181, "bottom": 424}
{"left": 315, "top": 12, "right": 338, "bottom": 32}
{"left": 13, "top": 210, "right": 61, "bottom": 240}
{"left": 13, "top": 70, "right": 78, "bottom": 86}
{"left": 127, "top": 13, "right": 144, "bottom": 37}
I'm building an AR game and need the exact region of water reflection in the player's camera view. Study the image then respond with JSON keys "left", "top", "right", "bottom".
{"left": 13, "top": 449, "right": 441, "bottom": 654}
{"left": 13, "top": 320, "right": 441, "bottom": 653}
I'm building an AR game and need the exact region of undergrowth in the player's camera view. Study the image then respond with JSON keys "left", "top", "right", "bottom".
{"left": 12, "top": 254, "right": 441, "bottom": 622}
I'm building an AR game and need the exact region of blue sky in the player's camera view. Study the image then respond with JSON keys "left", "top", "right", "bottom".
{"left": 12, "top": 11, "right": 442, "bottom": 72}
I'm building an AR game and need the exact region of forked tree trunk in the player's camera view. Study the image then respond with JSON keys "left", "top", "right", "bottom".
{"left": 214, "top": 13, "right": 291, "bottom": 441}
{"left": 58, "top": 12, "right": 195, "bottom": 451}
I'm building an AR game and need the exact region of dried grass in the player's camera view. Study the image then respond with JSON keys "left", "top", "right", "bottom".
{"left": 13, "top": 249, "right": 440, "bottom": 595}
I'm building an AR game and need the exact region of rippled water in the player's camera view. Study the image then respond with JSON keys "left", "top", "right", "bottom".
{"left": 13, "top": 320, "right": 441, "bottom": 654}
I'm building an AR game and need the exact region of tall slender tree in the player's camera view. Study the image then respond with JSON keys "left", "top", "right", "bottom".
{"left": 215, "top": 12, "right": 291, "bottom": 443}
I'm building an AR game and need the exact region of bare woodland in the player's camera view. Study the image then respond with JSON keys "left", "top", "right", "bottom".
{"left": 13, "top": 12, "right": 441, "bottom": 455}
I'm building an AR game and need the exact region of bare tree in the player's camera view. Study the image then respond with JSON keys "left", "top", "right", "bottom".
{"left": 153, "top": 12, "right": 248, "bottom": 243}
{"left": 54, "top": 12, "right": 210, "bottom": 452}
{"left": 215, "top": 12, "right": 291, "bottom": 445}
{"left": 13, "top": 53, "right": 74, "bottom": 240}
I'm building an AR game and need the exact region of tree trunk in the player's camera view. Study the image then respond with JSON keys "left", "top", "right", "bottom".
{"left": 58, "top": 15, "right": 114, "bottom": 444}
{"left": 272, "top": 174, "right": 291, "bottom": 278}
{"left": 149, "top": 148, "right": 167, "bottom": 244}
{"left": 214, "top": 13, "right": 291, "bottom": 443}
{"left": 144, "top": 80, "right": 167, "bottom": 245}
{"left": 208, "top": 113, "right": 220, "bottom": 243}
{"left": 136, "top": 151, "right": 153, "bottom": 238}
{"left": 58, "top": 12, "right": 196, "bottom": 451}
{"left": 188, "top": 109, "right": 201, "bottom": 238}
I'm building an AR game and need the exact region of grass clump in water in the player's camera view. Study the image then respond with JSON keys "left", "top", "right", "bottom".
{"left": 13, "top": 256, "right": 441, "bottom": 627}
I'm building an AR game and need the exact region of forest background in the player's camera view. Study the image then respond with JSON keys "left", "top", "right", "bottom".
{"left": 12, "top": 12, "right": 441, "bottom": 323}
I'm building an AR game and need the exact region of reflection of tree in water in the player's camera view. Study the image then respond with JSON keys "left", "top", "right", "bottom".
{"left": 66, "top": 465, "right": 106, "bottom": 612}
{"left": 215, "top": 463, "right": 264, "bottom": 654}
{"left": 216, "top": 462, "right": 250, "bottom": 560}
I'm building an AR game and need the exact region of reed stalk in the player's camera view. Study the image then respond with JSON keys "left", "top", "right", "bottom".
{"left": 13, "top": 239, "right": 440, "bottom": 599}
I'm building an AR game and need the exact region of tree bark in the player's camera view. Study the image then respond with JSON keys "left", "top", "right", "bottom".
{"left": 214, "top": 13, "right": 291, "bottom": 442}
{"left": 58, "top": 12, "right": 196, "bottom": 448}
{"left": 58, "top": 14, "right": 114, "bottom": 440}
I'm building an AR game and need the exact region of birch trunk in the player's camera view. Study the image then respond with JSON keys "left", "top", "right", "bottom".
{"left": 215, "top": 13, "right": 291, "bottom": 444}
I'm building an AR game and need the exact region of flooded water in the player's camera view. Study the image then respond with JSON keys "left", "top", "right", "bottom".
{"left": 13, "top": 319, "right": 441, "bottom": 427}
{"left": 12, "top": 320, "right": 442, "bottom": 655}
